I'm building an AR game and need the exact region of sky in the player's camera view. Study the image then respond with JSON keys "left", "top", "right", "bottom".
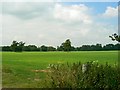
{"left": 0, "top": 1, "right": 119, "bottom": 47}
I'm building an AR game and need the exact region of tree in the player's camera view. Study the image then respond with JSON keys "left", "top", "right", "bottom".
{"left": 103, "top": 44, "right": 114, "bottom": 50}
{"left": 95, "top": 44, "right": 102, "bottom": 51}
{"left": 10, "top": 41, "right": 25, "bottom": 52}
{"left": 47, "top": 46, "right": 56, "bottom": 51}
{"left": 40, "top": 45, "right": 47, "bottom": 51}
{"left": 57, "top": 46, "right": 63, "bottom": 51}
{"left": 70, "top": 46, "right": 76, "bottom": 51}
{"left": 28, "top": 45, "right": 38, "bottom": 51}
{"left": 18, "top": 41, "right": 25, "bottom": 51}
{"left": 2, "top": 46, "right": 12, "bottom": 51}
{"left": 80, "top": 45, "right": 90, "bottom": 51}
{"left": 11, "top": 41, "right": 18, "bottom": 52}
{"left": 62, "top": 39, "right": 71, "bottom": 51}
{"left": 114, "top": 43, "right": 120, "bottom": 50}
{"left": 109, "top": 33, "right": 120, "bottom": 42}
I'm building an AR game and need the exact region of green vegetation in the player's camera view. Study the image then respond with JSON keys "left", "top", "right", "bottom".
{"left": 1, "top": 39, "right": 120, "bottom": 52}
{"left": 10, "top": 41, "right": 25, "bottom": 52}
{"left": 45, "top": 62, "right": 120, "bottom": 88}
{"left": 2, "top": 51, "right": 118, "bottom": 88}
{"left": 61, "top": 39, "right": 71, "bottom": 51}
{"left": 109, "top": 33, "right": 120, "bottom": 42}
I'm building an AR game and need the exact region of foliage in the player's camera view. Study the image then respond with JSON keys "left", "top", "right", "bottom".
{"left": 47, "top": 46, "right": 56, "bottom": 51}
{"left": 1, "top": 40, "right": 120, "bottom": 52}
{"left": 62, "top": 39, "right": 72, "bottom": 51}
{"left": 44, "top": 62, "right": 120, "bottom": 89}
{"left": 23, "top": 45, "right": 40, "bottom": 51}
{"left": 40, "top": 45, "right": 48, "bottom": 51}
{"left": 1, "top": 46, "right": 12, "bottom": 51}
{"left": 2, "top": 43, "right": 120, "bottom": 52}
{"left": 10, "top": 41, "right": 25, "bottom": 52}
{"left": 109, "top": 33, "right": 120, "bottom": 42}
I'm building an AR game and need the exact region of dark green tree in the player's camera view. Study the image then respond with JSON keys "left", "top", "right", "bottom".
{"left": 27, "top": 45, "right": 38, "bottom": 51}
{"left": 18, "top": 41, "right": 25, "bottom": 51}
{"left": 10, "top": 41, "right": 25, "bottom": 52}
{"left": 57, "top": 46, "right": 64, "bottom": 51}
{"left": 95, "top": 44, "right": 102, "bottom": 51}
{"left": 62, "top": 39, "right": 71, "bottom": 51}
{"left": 40, "top": 45, "right": 47, "bottom": 51}
{"left": 23, "top": 45, "right": 39, "bottom": 51}
{"left": 2, "top": 46, "right": 12, "bottom": 51}
{"left": 10, "top": 41, "right": 19, "bottom": 52}
{"left": 103, "top": 44, "right": 114, "bottom": 50}
{"left": 47, "top": 46, "right": 56, "bottom": 51}
{"left": 109, "top": 33, "right": 120, "bottom": 42}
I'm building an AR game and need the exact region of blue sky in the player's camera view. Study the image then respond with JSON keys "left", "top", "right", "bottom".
{"left": 83, "top": 2, "right": 118, "bottom": 13}
{"left": 1, "top": 1, "right": 118, "bottom": 46}
{"left": 62, "top": 2, "right": 118, "bottom": 14}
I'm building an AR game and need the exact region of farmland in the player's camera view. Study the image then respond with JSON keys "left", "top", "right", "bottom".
{"left": 2, "top": 51, "right": 118, "bottom": 88}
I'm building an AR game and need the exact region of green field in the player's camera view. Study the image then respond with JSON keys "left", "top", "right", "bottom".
{"left": 2, "top": 51, "right": 118, "bottom": 88}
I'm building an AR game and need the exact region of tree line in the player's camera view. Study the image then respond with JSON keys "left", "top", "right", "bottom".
{"left": 1, "top": 33, "right": 120, "bottom": 52}
{"left": 1, "top": 40, "right": 120, "bottom": 52}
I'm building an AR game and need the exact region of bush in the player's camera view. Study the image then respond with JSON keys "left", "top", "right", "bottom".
{"left": 44, "top": 62, "right": 120, "bottom": 89}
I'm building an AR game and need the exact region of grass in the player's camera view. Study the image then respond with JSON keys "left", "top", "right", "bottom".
{"left": 2, "top": 51, "right": 118, "bottom": 88}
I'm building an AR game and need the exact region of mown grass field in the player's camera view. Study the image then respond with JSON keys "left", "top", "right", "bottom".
{"left": 2, "top": 51, "right": 118, "bottom": 88}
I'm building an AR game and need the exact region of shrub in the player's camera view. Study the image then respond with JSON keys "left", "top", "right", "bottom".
{"left": 44, "top": 62, "right": 120, "bottom": 89}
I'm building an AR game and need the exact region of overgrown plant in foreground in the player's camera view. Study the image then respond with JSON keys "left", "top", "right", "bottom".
{"left": 44, "top": 62, "right": 120, "bottom": 89}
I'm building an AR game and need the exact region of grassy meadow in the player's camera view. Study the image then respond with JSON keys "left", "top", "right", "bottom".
{"left": 2, "top": 51, "right": 118, "bottom": 88}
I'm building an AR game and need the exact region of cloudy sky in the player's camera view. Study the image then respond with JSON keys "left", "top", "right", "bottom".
{"left": 1, "top": 1, "right": 118, "bottom": 47}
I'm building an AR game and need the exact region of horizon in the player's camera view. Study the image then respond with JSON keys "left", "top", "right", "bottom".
{"left": 1, "top": 39, "right": 119, "bottom": 48}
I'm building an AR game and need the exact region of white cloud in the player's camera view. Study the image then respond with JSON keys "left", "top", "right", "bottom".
{"left": 103, "top": 6, "right": 118, "bottom": 17}
{"left": 53, "top": 4, "right": 92, "bottom": 24}
{"left": 2, "top": 2, "right": 54, "bottom": 19}
{"left": 2, "top": 2, "right": 118, "bottom": 46}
